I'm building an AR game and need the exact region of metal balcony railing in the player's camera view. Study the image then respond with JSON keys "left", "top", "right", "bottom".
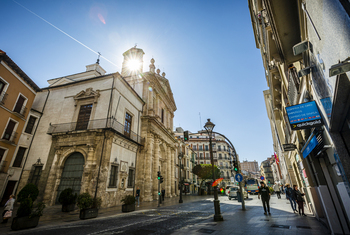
{"left": 0, "top": 161, "right": 7, "bottom": 173}
{"left": 48, "top": 118, "right": 144, "bottom": 145}
{"left": 1, "top": 131, "right": 17, "bottom": 144}
{"left": 14, "top": 105, "right": 27, "bottom": 117}
{"left": 0, "top": 92, "right": 8, "bottom": 105}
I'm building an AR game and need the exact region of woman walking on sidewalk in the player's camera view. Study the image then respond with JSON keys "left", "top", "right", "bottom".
{"left": 293, "top": 185, "right": 306, "bottom": 216}
{"left": 258, "top": 182, "right": 271, "bottom": 215}
{"left": 273, "top": 183, "right": 281, "bottom": 199}
{"left": 135, "top": 187, "right": 140, "bottom": 207}
{"left": 1, "top": 195, "right": 15, "bottom": 223}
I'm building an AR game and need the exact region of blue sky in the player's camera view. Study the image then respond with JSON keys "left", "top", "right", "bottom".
{"left": 1, "top": 0, "right": 273, "bottom": 165}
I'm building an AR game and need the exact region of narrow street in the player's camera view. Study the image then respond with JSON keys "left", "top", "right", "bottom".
{"left": 2, "top": 194, "right": 329, "bottom": 235}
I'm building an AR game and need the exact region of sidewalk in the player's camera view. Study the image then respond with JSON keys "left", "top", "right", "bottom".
{"left": 0, "top": 194, "right": 211, "bottom": 233}
{"left": 173, "top": 194, "right": 330, "bottom": 235}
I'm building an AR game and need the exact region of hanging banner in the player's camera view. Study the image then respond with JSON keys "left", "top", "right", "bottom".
{"left": 285, "top": 101, "right": 323, "bottom": 130}
{"left": 274, "top": 152, "right": 280, "bottom": 164}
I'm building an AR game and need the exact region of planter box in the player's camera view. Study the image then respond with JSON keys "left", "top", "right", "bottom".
{"left": 79, "top": 208, "right": 98, "bottom": 220}
{"left": 122, "top": 204, "right": 135, "bottom": 212}
{"left": 11, "top": 216, "right": 40, "bottom": 231}
{"left": 62, "top": 204, "right": 76, "bottom": 212}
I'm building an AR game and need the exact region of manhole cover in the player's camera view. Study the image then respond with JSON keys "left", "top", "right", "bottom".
{"left": 260, "top": 219, "right": 269, "bottom": 221}
{"left": 197, "top": 228, "right": 216, "bottom": 234}
{"left": 296, "top": 226, "right": 311, "bottom": 229}
{"left": 271, "top": 224, "right": 291, "bottom": 229}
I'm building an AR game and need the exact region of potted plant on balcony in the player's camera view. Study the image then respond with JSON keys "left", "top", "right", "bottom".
{"left": 58, "top": 188, "right": 77, "bottom": 212}
{"left": 77, "top": 192, "right": 101, "bottom": 220}
{"left": 121, "top": 195, "right": 136, "bottom": 212}
{"left": 11, "top": 183, "right": 46, "bottom": 231}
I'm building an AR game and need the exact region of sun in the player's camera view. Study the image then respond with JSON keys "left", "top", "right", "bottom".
{"left": 126, "top": 58, "right": 141, "bottom": 72}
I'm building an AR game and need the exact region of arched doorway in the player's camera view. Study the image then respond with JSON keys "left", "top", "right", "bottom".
{"left": 56, "top": 152, "right": 85, "bottom": 203}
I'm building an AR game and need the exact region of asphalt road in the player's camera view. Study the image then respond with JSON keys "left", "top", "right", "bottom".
{"left": 11, "top": 195, "right": 248, "bottom": 235}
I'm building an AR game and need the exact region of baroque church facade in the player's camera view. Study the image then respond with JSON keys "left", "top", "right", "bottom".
{"left": 121, "top": 47, "right": 178, "bottom": 201}
{"left": 17, "top": 47, "right": 178, "bottom": 207}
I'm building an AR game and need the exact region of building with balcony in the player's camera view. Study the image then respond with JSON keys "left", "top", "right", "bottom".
{"left": 260, "top": 159, "right": 274, "bottom": 186}
{"left": 174, "top": 129, "right": 236, "bottom": 188}
{"left": 17, "top": 58, "right": 144, "bottom": 208}
{"left": 0, "top": 50, "right": 40, "bottom": 205}
{"left": 248, "top": 0, "right": 350, "bottom": 233}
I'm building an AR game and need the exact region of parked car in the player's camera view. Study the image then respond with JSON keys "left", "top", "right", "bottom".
{"left": 225, "top": 185, "right": 235, "bottom": 195}
{"left": 228, "top": 186, "right": 248, "bottom": 200}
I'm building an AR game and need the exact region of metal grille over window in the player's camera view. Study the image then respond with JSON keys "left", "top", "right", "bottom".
{"left": 287, "top": 65, "right": 300, "bottom": 105}
{"left": 76, "top": 104, "right": 92, "bottom": 130}
{"left": 109, "top": 165, "right": 118, "bottom": 187}
{"left": 128, "top": 169, "right": 134, "bottom": 187}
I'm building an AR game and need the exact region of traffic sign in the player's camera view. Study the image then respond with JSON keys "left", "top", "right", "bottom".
{"left": 230, "top": 177, "right": 234, "bottom": 182}
{"left": 235, "top": 173, "right": 243, "bottom": 182}
{"left": 260, "top": 176, "right": 265, "bottom": 180}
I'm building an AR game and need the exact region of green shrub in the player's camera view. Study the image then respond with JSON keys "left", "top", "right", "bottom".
{"left": 77, "top": 193, "right": 93, "bottom": 210}
{"left": 17, "top": 183, "right": 39, "bottom": 203}
{"left": 121, "top": 195, "right": 136, "bottom": 205}
{"left": 58, "top": 188, "right": 77, "bottom": 205}
{"left": 16, "top": 184, "right": 45, "bottom": 218}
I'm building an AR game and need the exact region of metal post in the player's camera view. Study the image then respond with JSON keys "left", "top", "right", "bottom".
{"left": 209, "top": 135, "right": 223, "bottom": 221}
{"left": 158, "top": 176, "right": 160, "bottom": 207}
{"left": 179, "top": 154, "right": 183, "bottom": 203}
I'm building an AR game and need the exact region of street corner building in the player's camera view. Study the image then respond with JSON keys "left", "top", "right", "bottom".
{"left": 248, "top": 0, "right": 350, "bottom": 234}
{"left": 120, "top": 47, "right": 178, "bottom": 202}
{"left": 0, "top": 50, "right": 40, "bottom": 206}
{"left": 16, "top": 50, "right": 145, "bottom": 208}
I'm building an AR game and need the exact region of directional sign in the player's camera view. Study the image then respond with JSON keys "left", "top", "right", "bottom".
{"left": 235, "top": 173, "right": 243, "bottom": 182}
{"left": 260, "top": 176, "right": 265, "bottom": 180}
{"left": 283, "top": 144, "right": 297, "bottom": 152}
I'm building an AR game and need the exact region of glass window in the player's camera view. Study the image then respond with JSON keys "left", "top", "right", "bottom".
{"left": 128, "top": 169, "right": 134, "bottom": 187}
{"left": 13, "top": 147, "right": 26, "bottom": 167}
{"left": 109, "top": 165, "right": 118, "bottom": 187}
{"left": 25, "top": 116, "right": 37, "bottom": 134}
{"left": 3, "top": 120, "right": 16, "bottom": 140}
{"left": 124, "top": 113, "right": 132, "bottom": 137}
{"left": 199, "top": 145, "right": 203, "bottom": 151}
{"left": 205, "top": 145, "right": 208, "bottom": 151}
{"left": 76, "top": 104, "right": 92, "bottom": 130}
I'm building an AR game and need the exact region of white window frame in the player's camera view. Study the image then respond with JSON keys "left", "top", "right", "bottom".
{"left": 1, "top": 117, "right": 19, "bottom": 140}
{"left": 12, "top": 92, "right": 28, "bottom": 112}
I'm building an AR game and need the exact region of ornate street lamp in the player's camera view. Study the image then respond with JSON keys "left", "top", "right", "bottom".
{"left": 178, "top": 153, "right": 183, "bottom": 203}
{"left": 204, "top": 119, "right": 223, "bottom": 221}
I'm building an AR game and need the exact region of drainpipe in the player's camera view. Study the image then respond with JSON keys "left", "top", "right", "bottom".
{"left": 94, "top": 75, "right": 115, "bottom": 200}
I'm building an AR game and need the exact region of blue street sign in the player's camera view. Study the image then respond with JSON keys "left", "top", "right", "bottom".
{"left": 260, "top": 176, "right": 265, "bottom": 180}
{"left": 285, "top": 101, "right": 323, "bottom": 130}
{"left": 235, "top": 173, "right": 243, "bottom": 182}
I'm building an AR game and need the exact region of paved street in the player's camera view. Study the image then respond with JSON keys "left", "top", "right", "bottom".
{"left": 0, "top": 194, "right": 329, "bottom": 235}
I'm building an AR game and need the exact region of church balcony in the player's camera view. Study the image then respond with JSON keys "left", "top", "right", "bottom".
{"left": 47, "top": 118, "right": 144, "bottom": 145}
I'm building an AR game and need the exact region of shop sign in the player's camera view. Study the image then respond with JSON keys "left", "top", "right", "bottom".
{"left": 302, "top": 135, "right": 318, "bottom": 158}
{"left": 285, "top": 101, "right": 323, "bottom": 130}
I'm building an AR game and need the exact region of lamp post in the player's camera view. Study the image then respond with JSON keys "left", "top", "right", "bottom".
{"left": 204, "top": 119, "right": 223, "bottom": 221}
{"left": 178, "top": 153, "right": 183, "bottom": 203}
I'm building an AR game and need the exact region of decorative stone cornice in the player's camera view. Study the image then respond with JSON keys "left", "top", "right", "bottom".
{"left": 74, "top": 87, "right": 100, "bottom": 106}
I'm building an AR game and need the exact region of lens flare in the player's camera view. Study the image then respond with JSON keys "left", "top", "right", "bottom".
{"left": 148, "top": 87, "right": 153, "bottom": 92}
{"left": 126, "top": 59, "right": 141, "bottom": 71}
{"left": 98, "top": 13, "right": 106, "bottom": 24}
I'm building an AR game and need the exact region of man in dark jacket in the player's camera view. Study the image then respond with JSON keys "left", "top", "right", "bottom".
{"left": 285, "top": 184, "right": 297, "bottom": 213}
{"left": 258, "top": 182, "right": 271, "bottom": 215}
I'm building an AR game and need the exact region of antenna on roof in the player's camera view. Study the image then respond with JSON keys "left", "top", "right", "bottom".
{"left": 134, "top": 43, "right": 137, "bottom": 48}
{"left": 96, "top": 52, "right": 101, "bottom": 64}
{"left": 199, "top": 112, "right": 202, "bottom": 130}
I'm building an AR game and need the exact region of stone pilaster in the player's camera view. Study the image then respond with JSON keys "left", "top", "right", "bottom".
{"left": 171, "top": 148, "right": 175, "bottom": 196}
{"left": 153, "top": 137, "right": 160, "bottom": 200}
{"left": 143, "top": 133, "right": 154, "bottom": 201}
{"left": 166, "top": 145, "right": 171, "bottom": 197}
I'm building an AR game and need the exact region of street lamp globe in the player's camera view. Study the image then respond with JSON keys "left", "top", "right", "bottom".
{"left": 204, "top": 119, "right": 215, "bottom": 135}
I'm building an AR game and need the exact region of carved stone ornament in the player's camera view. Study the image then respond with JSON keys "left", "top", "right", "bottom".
{"left": 74, "top": 88, "right": 100, "bottom": 106}
{"left": 120, "top": 161, "right": 128, "bottom": 172}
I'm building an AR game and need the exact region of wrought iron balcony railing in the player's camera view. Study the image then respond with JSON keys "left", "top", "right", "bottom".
{"left": 1, "top": 131, "right": 17, "bottom": 144}
{"left": 48, "top": 118, "right": 144, "bottom": 145}
{"left": 0, "top": 92, "right": 8, "bottom": 105}
{"left": 13, "top": 105, "right": 27, "bottom": 117}
{"left": 0, "top": 161, "right": 7, "bottom": 173}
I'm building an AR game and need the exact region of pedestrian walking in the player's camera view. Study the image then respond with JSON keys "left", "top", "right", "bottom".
{"left": 161, "top": 188, "right": 165, "bottom": 201}
{"left": 285, "top": 184, "right": 297, "bottom": 213}
{"left": 135, "top": 187, "right": 140, "bottom": 207}
{"left": 273, "top": 183, "right": 281, "bottom": 199}
{"left": 258, "top": 181, "right": 271, "bottom": 215}
{"left": 2, "top": 195, "right": 15, "bottom": 223}
{"left": 292, "top": 185, "right": 306, "bottom": 216}
{"left": 280, "top": 184, "right": 284, "bottom": 194}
